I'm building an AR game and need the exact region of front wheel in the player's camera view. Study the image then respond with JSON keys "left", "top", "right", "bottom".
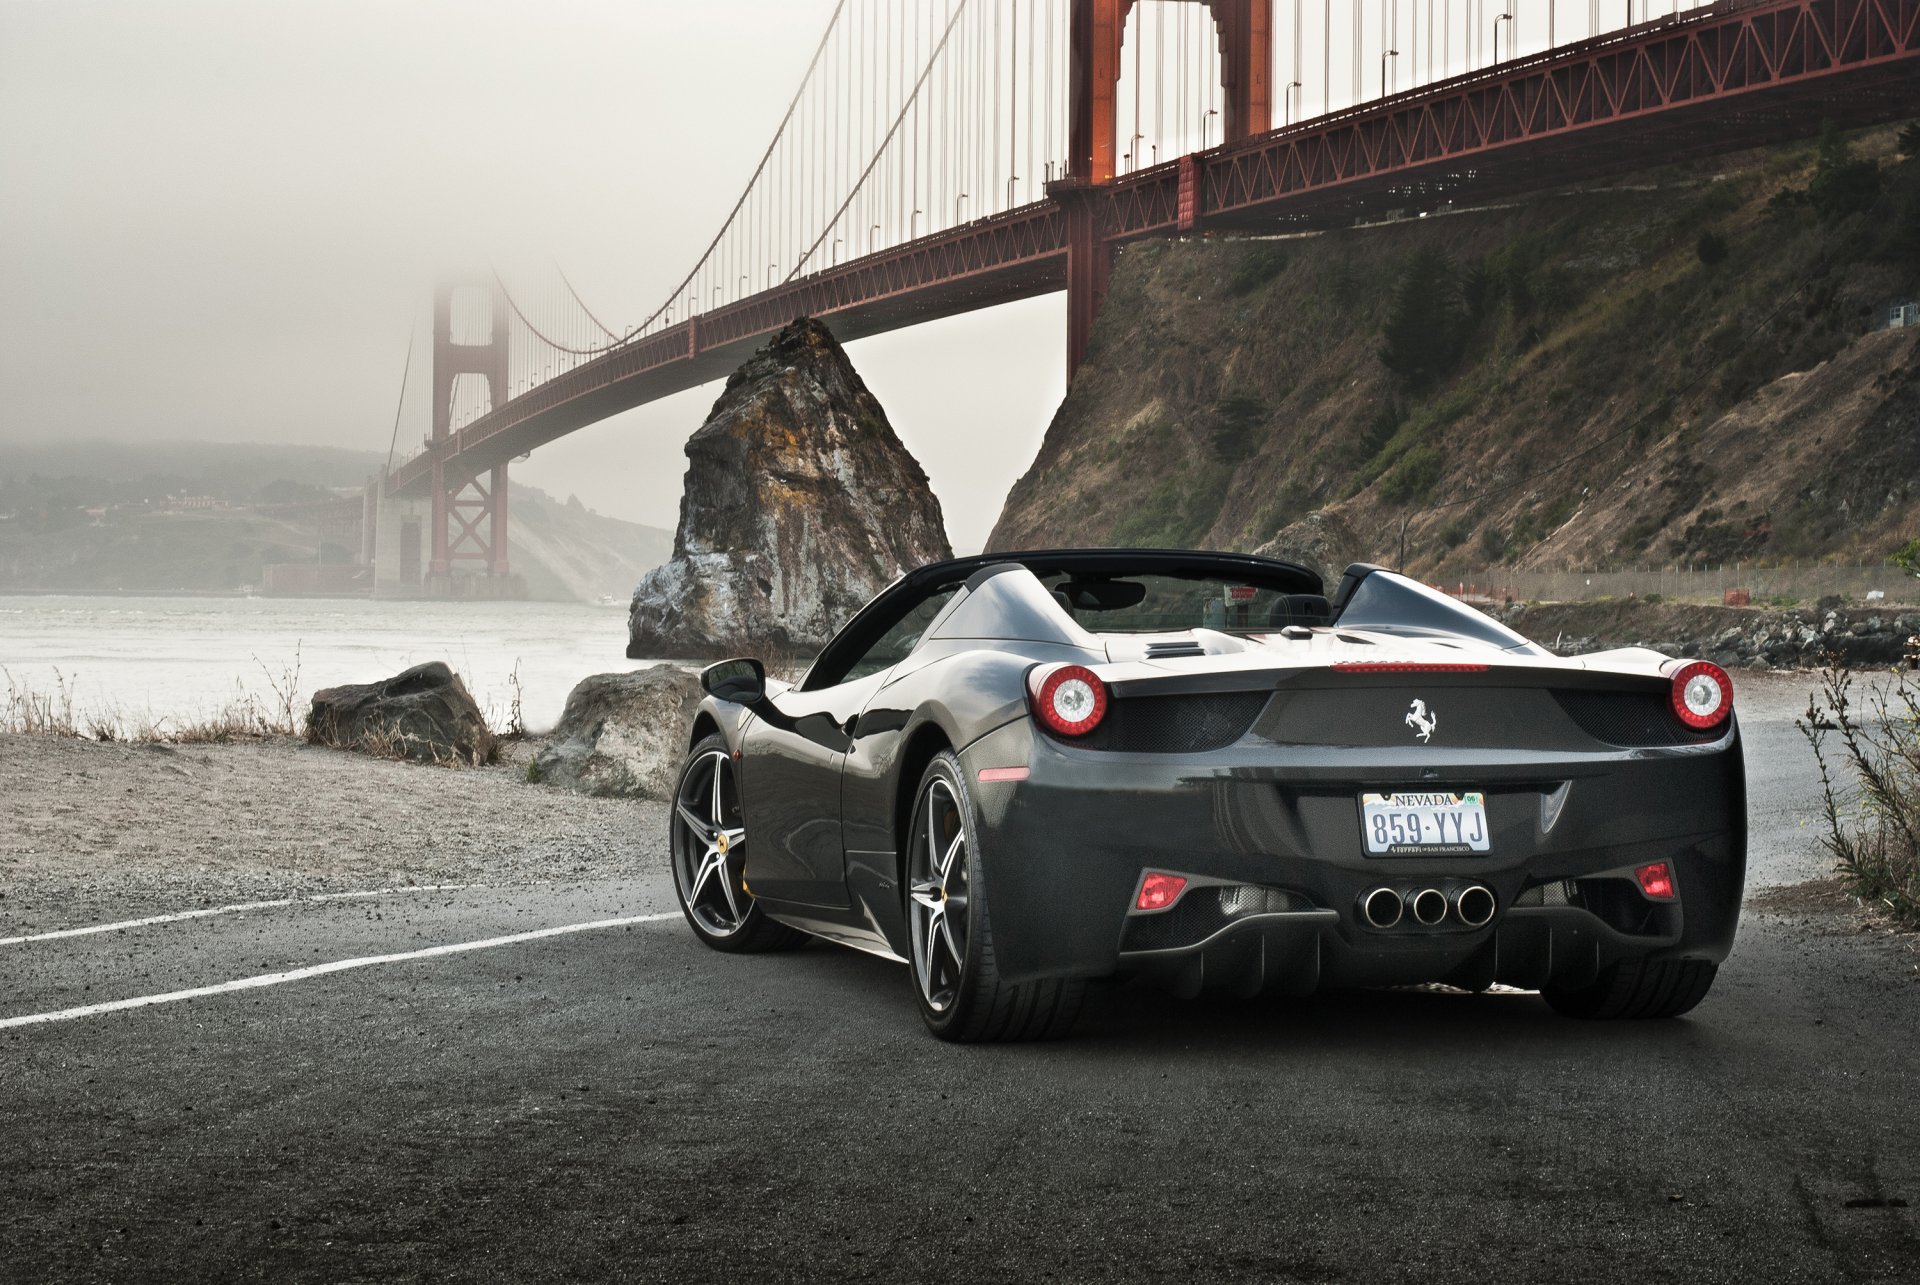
{"left": 670, "top": 735, "right": 806, "bottom": 953}
{"left": 1542, "top": 958, "right": 1717, "bottom": 1019}
{"left": 906, "top": 751, "right": 1084, "bottom": 1042}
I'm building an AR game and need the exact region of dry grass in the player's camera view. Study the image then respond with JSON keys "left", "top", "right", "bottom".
{"left": 1802, "top": 664, "right": 1920, "bottom": 931}
{"left": 4, "top": 646, "right": 516, "bottom": 759}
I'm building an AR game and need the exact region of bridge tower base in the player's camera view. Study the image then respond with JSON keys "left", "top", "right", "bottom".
{"left": 1064, "top": 0, "right": 1271, "bottom": 378}
{"left": 428, "top": 280, "right": 515, "bottom": 597}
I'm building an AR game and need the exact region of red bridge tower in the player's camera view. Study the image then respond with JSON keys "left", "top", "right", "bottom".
{"left": 1062, "top": 0, "right": 1271, "bottom": 377}
{"left": 429, "top": 280, "right": 512, "bottom": 592}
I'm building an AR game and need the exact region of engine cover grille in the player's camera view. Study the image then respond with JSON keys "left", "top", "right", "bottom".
{"left": 1075, "top": 691, "right": 1269, "bottom": 753}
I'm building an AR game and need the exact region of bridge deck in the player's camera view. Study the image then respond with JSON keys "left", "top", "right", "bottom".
{"left": 390, "top": 0, "right": 1919, "bottom": 496}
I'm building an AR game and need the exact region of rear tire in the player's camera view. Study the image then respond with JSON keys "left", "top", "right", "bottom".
{"left": 670, "top": 735, "right": 807, "bottom": 954}
{"left": 1542, "top": 958, "right": 1717, "bottom": 1019}
{"left": 906, "top": 751, "right": 1085, "bottom": 1042}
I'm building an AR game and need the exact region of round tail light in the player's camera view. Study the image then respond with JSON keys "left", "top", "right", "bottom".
{"left": 1028, "top": 664, "right": 1109, "bottom": 737}
{"left": 1669, "top": 660, "right": 1732, "bottom": 730}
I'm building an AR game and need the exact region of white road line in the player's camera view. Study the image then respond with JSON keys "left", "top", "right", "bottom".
{"left": 0, "top": 911, "right": 683, "bottom": 1030}
{"left": 0, "top": 884, "right": 478, "bottom": 947}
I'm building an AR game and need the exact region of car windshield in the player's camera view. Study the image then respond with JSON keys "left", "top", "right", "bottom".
{"left": 1035, "top": 571, "right": 1297, "bottom": 635}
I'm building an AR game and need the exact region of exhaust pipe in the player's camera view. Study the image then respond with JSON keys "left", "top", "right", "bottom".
{"left": 1454, "top": 885, "right": 1497, "bottom": 928}
{"left": 1359, "top": 887, "right": 1404, "bottom": 929}
{"left": 1409, "top": 888, "right": 1449, "bottom": 927}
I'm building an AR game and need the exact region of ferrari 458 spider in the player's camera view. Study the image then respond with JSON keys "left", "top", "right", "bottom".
{"left": 668, "top": 550, "right": 1744, "bottom": 1042}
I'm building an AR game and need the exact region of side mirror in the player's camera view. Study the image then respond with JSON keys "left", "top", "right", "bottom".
{"left": 701, "top": 657, "right": 767, "bottom": 706}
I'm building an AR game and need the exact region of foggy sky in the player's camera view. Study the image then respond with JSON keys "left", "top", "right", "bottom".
{"left": 0, "top": 0, "right": 1065, "bottom": 553}
{"left": 3, "top": 1, "right": 1616, "bottom": 551}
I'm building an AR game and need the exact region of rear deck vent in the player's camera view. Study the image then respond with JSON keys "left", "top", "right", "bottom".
{"left": 1145, "top": 640, "right": 1207, "bottom": 660}
{"left": 1074, "top": 691, "right": 1269, "bottom": 753}
{"left": 1555, "top": 690, "right": 1722, "bottom": 747}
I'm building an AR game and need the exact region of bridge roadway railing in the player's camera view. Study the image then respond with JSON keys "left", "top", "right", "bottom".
{"left": 393, "top": 0, "right": 1918, "bottom": 497}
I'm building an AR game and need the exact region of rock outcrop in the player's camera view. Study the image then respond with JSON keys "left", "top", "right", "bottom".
{"left": 529, "top": 667, "right": 704, "bottom": 799}
{"left": 1252, "top": 511, "right": 1370, "bottom": 592}
{"left": 306, "top": 662, "right": 496, "bottom": 765}
{"left": 628, "top": 318, "right": 951, "bottom": 659}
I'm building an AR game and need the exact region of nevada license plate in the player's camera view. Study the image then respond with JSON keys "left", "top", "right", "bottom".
{"left": 1361, "top": 792, "right": 1490, "bottom": 855}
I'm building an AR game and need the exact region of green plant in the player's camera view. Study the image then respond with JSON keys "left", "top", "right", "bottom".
{"left": 1799, "top": 124, "right": 1884, "bottom": 224}
{"left": 1894, "top": 537, "right": 1920, "bottom": 578}
{"left": 1225, "top": 245, "right": 1287, "bottom": 297}
{"left": 1696, "top": 229, "right": 1729, "bottom": 266}
{"left": 1900, "top": 121, "right": 1920, "bottom": 158}
{"left": 1801, "top": 665, "right": 1920, "bottom": 930}
{"left": 1380, "top": 444, "right": 1444, "bottom": 505}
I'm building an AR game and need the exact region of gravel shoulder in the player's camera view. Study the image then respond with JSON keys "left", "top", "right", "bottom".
{"left": 0, "top": 735, "right": 666, "bottom": 937}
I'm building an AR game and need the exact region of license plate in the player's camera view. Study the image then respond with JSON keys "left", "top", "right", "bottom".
{"left": 1361, "top": 792, "right": 1490, "bottom": 855}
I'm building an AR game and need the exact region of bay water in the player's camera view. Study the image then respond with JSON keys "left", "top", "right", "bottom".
{"left": 0, "top": 595, "right": 674, "bottom": 736}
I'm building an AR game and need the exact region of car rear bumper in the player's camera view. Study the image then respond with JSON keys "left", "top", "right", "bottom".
{"left": 958, "top": 717, "right": 1746, "bottom": 993}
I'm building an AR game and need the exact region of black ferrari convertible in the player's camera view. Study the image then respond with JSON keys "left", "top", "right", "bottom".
{"left": 669, "top": 550, "right": 1745, "bottom": 1042}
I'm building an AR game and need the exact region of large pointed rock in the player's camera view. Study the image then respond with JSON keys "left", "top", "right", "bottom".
{"left": 627, "top": 318, "right": 952, "bottom": 658}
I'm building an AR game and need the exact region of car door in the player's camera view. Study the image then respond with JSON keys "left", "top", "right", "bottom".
{"left": 738, "top": 669, "right": 888, "bottom": 908}
{"left": 737, "top": 583, "right": 965, "bottom": 910}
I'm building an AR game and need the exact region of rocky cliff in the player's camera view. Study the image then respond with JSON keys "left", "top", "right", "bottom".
{"left": 628, "top": 318, "right": 952, "bottom": 658}
{"left": 988, "top": 125, "right": 1920, "bottom": 578}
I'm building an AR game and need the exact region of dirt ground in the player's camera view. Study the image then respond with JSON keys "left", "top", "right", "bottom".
{"left": 0, "top": 735, "right": 664, "bottom": 938}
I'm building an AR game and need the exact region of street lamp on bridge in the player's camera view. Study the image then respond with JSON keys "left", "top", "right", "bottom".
{"left": 1285, "top": 80, "right": 1303, "bottom": 126}
{"left": 955, "top": 193, "right": 969, "bottom": 224}
{"left": 1199, "top": 107, "right": 1218, "bottom": 149}
{"left": 1493, "top": 10, "right": 1513, "bottom": 63}
{"left": 870, "top": 223, "right": 881, "bottom": 253}
{"left": 1382, "top": 48, "right": 1398, "bottom": 96}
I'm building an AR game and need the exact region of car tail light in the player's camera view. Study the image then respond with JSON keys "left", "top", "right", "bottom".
{"left": 1137, "top": 872, "right": 1187, "bottom": 911}
{"left": 1668, "top": 660, "right": 1732, "bottom": 730}
{"left": 1635, "top": 861, "right": 1676, "bottom": 900}
{"left": 1028, "top": 664, "right": 1108, "bottom": 737}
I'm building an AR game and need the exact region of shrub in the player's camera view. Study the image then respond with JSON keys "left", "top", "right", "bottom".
{"left": 1898, "top": 120, "right": 1920, "bottom": 160}
{"left": 1380, "top": 445, "right": 1444, "bottom": 505}
{"left": 1802, "top": 666, "right": 1920, "bottom": 931}
{"left": 1225, "top": 245, "right": 1288, "bottom": 297}
{"left": 1696, "top": 229, "right": 1729, "bottom": 266}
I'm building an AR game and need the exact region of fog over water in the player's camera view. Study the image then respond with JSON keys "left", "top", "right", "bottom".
{"left": 0, "top": 1, "right": 1062, "bottom": 554}
{"left": 0, "top": 595, "right": 657, "bottom": 736}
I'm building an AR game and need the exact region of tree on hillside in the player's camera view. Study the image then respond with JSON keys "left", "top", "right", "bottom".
{"left": 1899, "top": 121, "right": 1920, "bottom": 159}
{"left": 1379, "top": 246, "right": 1466, "bottom": 391}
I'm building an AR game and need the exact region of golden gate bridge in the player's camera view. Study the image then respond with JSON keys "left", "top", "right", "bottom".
{"left": 359, "top": 0, "right": 1918, "bottom": 595}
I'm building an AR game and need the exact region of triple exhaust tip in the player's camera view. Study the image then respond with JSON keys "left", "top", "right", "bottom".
{"left": 1358, "top": 884, "right": 1496, "bottom": 929}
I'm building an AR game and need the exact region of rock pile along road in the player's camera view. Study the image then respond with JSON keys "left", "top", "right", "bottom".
{"left": 2, "top": 672, "right": 1916, "bottom": 1283}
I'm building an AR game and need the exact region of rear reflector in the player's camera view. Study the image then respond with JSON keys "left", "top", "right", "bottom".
{"left": 1136, "top": 872, "right": 1188, "bottom": 911}
{"left": 976, "top": 767, "right": 1029, "bottom": 783}
{"left": 1331, "top": 662, "right": 1491, "bottom": 673}
{"left": 1635, "top": 862, "right": 1676, "bottom": 901}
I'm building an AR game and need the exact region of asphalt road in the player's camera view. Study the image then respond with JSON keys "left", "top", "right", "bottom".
{"left": 4, "top": 680, "right": 1917, "bottom": 1284}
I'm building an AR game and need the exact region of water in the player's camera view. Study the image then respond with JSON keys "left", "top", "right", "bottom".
{"left": 0, "top": 595, "right": 671, "bottom": 735}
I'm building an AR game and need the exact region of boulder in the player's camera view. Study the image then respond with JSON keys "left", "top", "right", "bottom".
{"left": 307, "top": 662, "right": 496, "bottom": 765}
{"left": 1251, "top": 510, "right": 1370, "bottom": 592}
{"left": 529, "top": 667, "right": 704, "bottom": 799}
{"left": 628, "top": 317, "right": 952, "bottom": 659}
